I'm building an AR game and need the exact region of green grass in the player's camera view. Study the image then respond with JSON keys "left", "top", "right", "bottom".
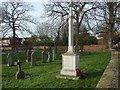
{"left": 2, "top": 50, "right": 111, "bottom": 88}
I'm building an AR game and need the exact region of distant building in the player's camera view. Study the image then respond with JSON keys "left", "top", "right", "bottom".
{"left": 97, "top": 31, "right": 120, "bottom": 45}
{"left": 97, "top": 37, "right": 104, "bottom": 45}
{"left": 0, "top": 38, "right": 29, "bottom": 47}
{"left": 0, "top": 38, "right": 10, "bottom": 46}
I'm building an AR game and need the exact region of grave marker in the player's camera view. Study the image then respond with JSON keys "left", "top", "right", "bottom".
{"left": 41, "top": 51, "right": 44, "bottom": 63}
{"left": 47, "top": 52, "right": 51, "bottom": 62}
{"left": 31, "top": 52, "right": 36, "bottom": 66}
{"left": 7, "top": 53, "right": 13, "bottom": 66}
{"left": 52, "top": 49, "right": 56, "bottom": 61}
{"left": 26, "top": 50, "right": 31, "bottom": 62}
{"left": 16, "top": 60, "right": 25, "bottom": 79}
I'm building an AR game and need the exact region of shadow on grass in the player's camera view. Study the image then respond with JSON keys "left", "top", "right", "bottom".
{"left": 87, "top": 70, "right": 104, "bottom": 79}
{"left": 35, "top": 60, "right": 61, "bottom": 66}
{"left": 25, "top": 73, "right": 33, "bottom": 79}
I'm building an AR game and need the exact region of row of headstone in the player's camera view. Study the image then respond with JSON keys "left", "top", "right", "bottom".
{"left": 25, "top": 50, "right": 36, "bottom": 66}
{"left": 7, "top": 49, "right": 57, "bottom": 67}
{"left": 7, "top": 50, "right": 36, "bottom": 67}
{"left": 41, "top": 49, "right": 57, "bottom": 63}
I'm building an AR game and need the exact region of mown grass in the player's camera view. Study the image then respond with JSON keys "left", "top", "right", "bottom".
{"left": 2, "top": 50, "right": 111, "bottom": 88}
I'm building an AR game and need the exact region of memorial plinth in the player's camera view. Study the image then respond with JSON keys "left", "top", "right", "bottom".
{"left": 60, "top": 52, "right": 80, "bottom": 76}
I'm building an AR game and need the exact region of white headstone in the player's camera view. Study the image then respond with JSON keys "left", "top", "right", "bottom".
{"left": 7, "top": 53, "right": 13, "bottom": 66}
{"left": 41, "top": 50, "right": 46, "bottom": 63}
{"left": 47, "top": 52, "right": 51, "bottom": 62}
{"left": 52, "top": 49, "right": 56, "bottom": 61}
{"left": 31, "top": 52, "right": 36, "bottom": 66}
{"left": 26, "top": 50, "right": 31, "bottom": 62}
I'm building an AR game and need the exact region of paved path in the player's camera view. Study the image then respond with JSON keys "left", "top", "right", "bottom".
{"left": 96, "top": 53, "right": 120, "bottom": 88}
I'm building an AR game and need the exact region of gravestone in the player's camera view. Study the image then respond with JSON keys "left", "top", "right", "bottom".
{"left": 25, "top": 50, "right": 27, "bottom": 61}
{"left": 16, "top": 60, "right": 25, "bottom": 79}
{"left": 52, "top": 49, "right": 56, "bottom": 61}
{"left": 41, "top": 51, "right": 45, "bottom": 63}
{"left": 47, "top": 52, "right": 51, "bottom": 62}
{"left": 41, "top": 50, "right": 47, "bottom": 63}
{"left": 26, "top": 50, "right": 31, "bottom": 62}
{"left": 7, "top": 53, "right": 13, "bottom": 66}
{"left": 31, "top": 52, "right": 36, "bottom": 66}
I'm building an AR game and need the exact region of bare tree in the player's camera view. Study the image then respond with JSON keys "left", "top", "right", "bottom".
{"left": 91, "top": 2, "right": 120, "bottom": 49}
{"left": 44, "top": 2, "right": 97, "bottom": 51}
{"left": 106, "top": 2, "right": 120, "bottom": 49}
{"left": 2, "top": 1, "right": 35, "bottom": 51}
{"left": 35, "top": 22, "right": 57, "bottom": 38}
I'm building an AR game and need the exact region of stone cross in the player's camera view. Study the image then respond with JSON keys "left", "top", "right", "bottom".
{"left": 7, "top": 53, "right": 13, "bottom": 66}
{"left": 16, "top": 60, "right": 22, "bottom": 72}
{"left": 16, "top": 60, "right": 25, "bottom": 79}
{"left": 31, "top": 52, "right": 36, "bottom": 66}
{"left": 60, "top": 0, "right": 80, "bottom": 77}
{"left": 68, "top": 1, "right": 74, "bottom": 53}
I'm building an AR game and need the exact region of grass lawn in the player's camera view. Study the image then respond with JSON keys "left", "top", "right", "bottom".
{"left": 2, "top": 50, "right": 111, "bottom": 88}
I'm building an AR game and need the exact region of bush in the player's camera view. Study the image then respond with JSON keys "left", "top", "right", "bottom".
{"left": 35, "top": 40, "right": 54, "bottom": 46}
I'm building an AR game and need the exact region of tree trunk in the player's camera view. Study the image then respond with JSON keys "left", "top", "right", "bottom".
{"left": 75, "top": 15, "right": 80, "bottom": 52}
{"left": 12, "top": 22, "right": 16, "bottom": 52}
{"left": 108, "top": 32, "right": 112, "bottom": 49}
{"left": 107, "top": 2, "right": 116, "bottom": 50}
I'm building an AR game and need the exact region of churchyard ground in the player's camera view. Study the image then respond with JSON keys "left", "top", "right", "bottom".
{"left": 2, "top": 50, "right": 111, "bottom": 88}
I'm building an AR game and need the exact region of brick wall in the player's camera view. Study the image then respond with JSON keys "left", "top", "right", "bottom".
{"left": 1, "top": 45, "right": 107, "bottom": 51}
{"left": 82, "top": 45, "right": 107, "bottom": 50}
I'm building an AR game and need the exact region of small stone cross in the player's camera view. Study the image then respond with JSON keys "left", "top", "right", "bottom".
{"left": 16, "top": 60, "right": 25, "bottom": 79}
{"left": 16, "top": 60, "right": 22, "bottom": 72}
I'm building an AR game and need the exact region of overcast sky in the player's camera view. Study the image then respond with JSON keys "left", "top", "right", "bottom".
{"left": 0, "top": 0, "right": 49, "bottom": 38}
{"left": 1, "top": 0, "right": 120, "bottom": 38}
{"left": 29, "top": 1, "right": 47, "bottom": 20}
{"left": 25, "top": 1, "right": 48, "bottom": 38}
{"left": 21, "top": 1, "right": 49, "bottom": 38}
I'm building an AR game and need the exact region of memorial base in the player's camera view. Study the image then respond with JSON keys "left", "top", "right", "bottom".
{"left": 60, "top": 52, "right": 80, "bottom": 76}
{"left": 56, "top": 75, "right": 80, "bottom": 80}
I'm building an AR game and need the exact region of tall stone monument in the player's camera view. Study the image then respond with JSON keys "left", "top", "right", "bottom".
{"left": 60, "top": 1, "right": 80, "bottom": 77}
